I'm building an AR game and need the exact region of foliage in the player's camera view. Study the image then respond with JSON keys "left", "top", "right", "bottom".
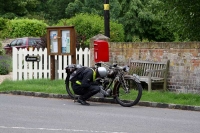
{"left": 160, "top": 0, "right": 200, "bottom": 41}
{"left": 2, "top": 18, "right": 48, "bottom": 38}
{"left": 0, "top": 17, "right": 7, "bottom": 30}
{"left": 1, "top": 0, "right": 199, "bottom": 42}
{"left": 0, "top": 55, "right": 12, "bottom": 75}
{"left": 65, "top": 0, "right": 85, "bottom": 19}
{"left": 0, "top": 0, "right": 40, "bottom": 18}
{"left": 110, "top": 21, "right": 124, "bottom": 42}
{"left": 36, "top": 0, "right": 74, "bottom": 24}
{"left": 141, "top": 0, "right": 176, "bottom": 42}
{"left": 1, "top": 13, "right": 17, "bottom": 19}
{"left": 0, "top": 41, "right": 4, "bottom": 55}
{"left": 141, "top": 90, "right": 200, "bottom": 106}
{"left": 0, "top": 79, "right": 66, "bottom": 94}
{"left": 117, "top": 0, "right": 176, "bottom": 42}
{"left": 65, "top": 0, "right": 176, "bottom": 42}
{"left": 0, "top": 18, "right": 10, "bottom": 38}
{"left": 65, "top": 0, "right": 121, "bottom": 20}
{"left": 56, "top": 13, "right": 124, "bottom": 48}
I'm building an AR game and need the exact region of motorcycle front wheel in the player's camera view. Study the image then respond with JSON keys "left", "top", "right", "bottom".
{"left": 115, "top": 78, "right": 142, "bottom": 107}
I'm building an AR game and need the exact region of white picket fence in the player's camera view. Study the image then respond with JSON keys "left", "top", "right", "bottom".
{"left": 12, "top": 47, "right": 90, "bottom": 80}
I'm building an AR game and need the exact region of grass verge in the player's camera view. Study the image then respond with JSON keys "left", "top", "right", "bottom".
{"left": 0, "top": 79, "right": 200, "bottom": 106}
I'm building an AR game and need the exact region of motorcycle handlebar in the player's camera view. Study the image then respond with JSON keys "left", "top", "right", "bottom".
{"left": 95, "top": 62, "right": 129, "bottom": 72}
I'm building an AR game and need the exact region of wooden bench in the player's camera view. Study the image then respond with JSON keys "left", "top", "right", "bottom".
{"left": 129, "top": 60, "right": 170, "bottom": 91}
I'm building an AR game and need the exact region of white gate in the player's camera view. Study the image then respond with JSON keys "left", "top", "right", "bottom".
{"left": 12, "top": 47, "right": 90, "bottom": 80}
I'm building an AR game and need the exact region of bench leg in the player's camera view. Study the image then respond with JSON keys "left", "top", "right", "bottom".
{"left": 148, "top": 74, "right": 152, "bottom": 92}
{"left": 148, "top": 82, "right": 152, "bottom": 92}
{"left": 163, "top": 80, "right": 167, "bottom": 91}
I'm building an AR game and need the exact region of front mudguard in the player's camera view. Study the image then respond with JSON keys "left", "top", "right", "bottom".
{"left": 124, "top": 74, "right": 141, "bottom": 83}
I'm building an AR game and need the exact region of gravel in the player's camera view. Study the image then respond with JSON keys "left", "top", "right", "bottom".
{"left": 0, "top": 72, "right": 12, "bottom": 84}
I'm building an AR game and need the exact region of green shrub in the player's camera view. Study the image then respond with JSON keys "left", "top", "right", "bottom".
{"left": 0, "top": 41, "right": 4, "bottom": 55}
{"left": 0, "top": 55, "right": 12, "bottom": 75}
{"left": 0, "top": 17, "right": 7, "bottom": 30}
{"left": 1, "top": 13, "right": 17, "bottom": 19}
{"left": 56, "top": 13, "right": 124, "bottom": 48}
{"left": 0, "top": 18, "right": 10, "bottom": 38}
{"left": 2, "top": 18, "right": 48, "bottom": 38}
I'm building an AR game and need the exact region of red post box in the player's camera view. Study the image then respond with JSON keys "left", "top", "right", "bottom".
{"left": 94, "top": 40, "right": 109, "bottom": 62}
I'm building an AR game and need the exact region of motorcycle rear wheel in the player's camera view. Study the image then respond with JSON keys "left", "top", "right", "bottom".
{"left": 65, "top": 77, "right": 79, "bottom": 99}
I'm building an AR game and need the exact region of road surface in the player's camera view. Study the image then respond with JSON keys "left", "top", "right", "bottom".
{"left": 0, "top": 94, "right": 199, "bottom": 133}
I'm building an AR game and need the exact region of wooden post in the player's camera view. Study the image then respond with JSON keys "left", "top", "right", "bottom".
{"left": 50, "top": 55, "right": 55, "bottom": 80}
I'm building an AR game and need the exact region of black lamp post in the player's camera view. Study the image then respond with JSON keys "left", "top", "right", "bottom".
{"left": 104, "top": 0, "right": 110, "bottom": 38}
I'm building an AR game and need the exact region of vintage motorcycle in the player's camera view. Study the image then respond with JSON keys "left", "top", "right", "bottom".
{"left": 65, "top": 62, "right": 142, "bottom": 107}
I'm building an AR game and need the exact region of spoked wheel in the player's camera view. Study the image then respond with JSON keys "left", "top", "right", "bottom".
{"left": 65, "top": 77, "right": 79, "bottom": 99}
{"left": 115, "top": 78, "right": 142, "bottom": 107}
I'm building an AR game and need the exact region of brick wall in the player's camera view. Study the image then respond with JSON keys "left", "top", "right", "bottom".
{"left": 90, "top": 37, "right": 200, "bottom": 93}
{"left": 108, "top": 42, "right": 200, "bottom": 93}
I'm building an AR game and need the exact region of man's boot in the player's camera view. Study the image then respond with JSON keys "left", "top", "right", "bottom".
{"left": 100, "top": 88, "right": 111, "bottom": 97}
{"left": 77, "top": 97, "right": 90, "bottom": 105}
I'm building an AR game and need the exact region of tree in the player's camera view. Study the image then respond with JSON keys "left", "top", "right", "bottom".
{"left": 65, "top": 0, "right": 84, "bottom": 18}
{"left": 65, "top": 0, "right": 121, "bottom": 20}
{"left": 117, "top": 0, "right": 175, "bottom": 42}
{"left": 45, "top": 0, "right": 74, "bottom": 23}
{"left": 118, "top": 0, "right": 154, "bottom": 41}
{"left": 142, "top": 0, "right": 175, "bottom": 42}
{"left": 161, "top": 0, "right": 200, "bottom": 41}
{"left": 0, "top": 0, "right": 40, "bottom": 18}
{"left": 56, "top": 13, "right": 124, "bottom": 48}
{"left": 0, "top": 0, "right": 180, "bottom": 42}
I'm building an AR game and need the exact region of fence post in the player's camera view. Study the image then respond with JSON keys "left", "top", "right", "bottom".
{"left": 12, "top": 48, "right": 18, "bottom": 80}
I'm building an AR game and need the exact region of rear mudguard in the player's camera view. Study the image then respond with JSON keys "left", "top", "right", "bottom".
{"left": 112, "top": 75, "right": 140, "bottom": 98}
{"left": 65, "top": 71, "right": 70, "bottom": 84}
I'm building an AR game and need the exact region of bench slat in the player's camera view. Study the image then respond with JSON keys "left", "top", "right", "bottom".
{"left": 140, "top": 76, "right": 164, "bottom": 82}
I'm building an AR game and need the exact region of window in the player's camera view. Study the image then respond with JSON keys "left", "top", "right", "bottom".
{"left": 21, "top": 38, "right": 26, "bottom": 46}
{"left": 28, "top": 38, "right": 40, "bottom": 46}
{"left": 10, "top": 40, "right": 18, "bottom": 46}
{"left": 16, "top": 39, "right": 23, "bottom": 46}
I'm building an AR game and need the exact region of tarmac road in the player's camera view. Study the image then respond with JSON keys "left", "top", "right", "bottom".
{"left": 0, "top": 94, "right": 200, "bottom": 133}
